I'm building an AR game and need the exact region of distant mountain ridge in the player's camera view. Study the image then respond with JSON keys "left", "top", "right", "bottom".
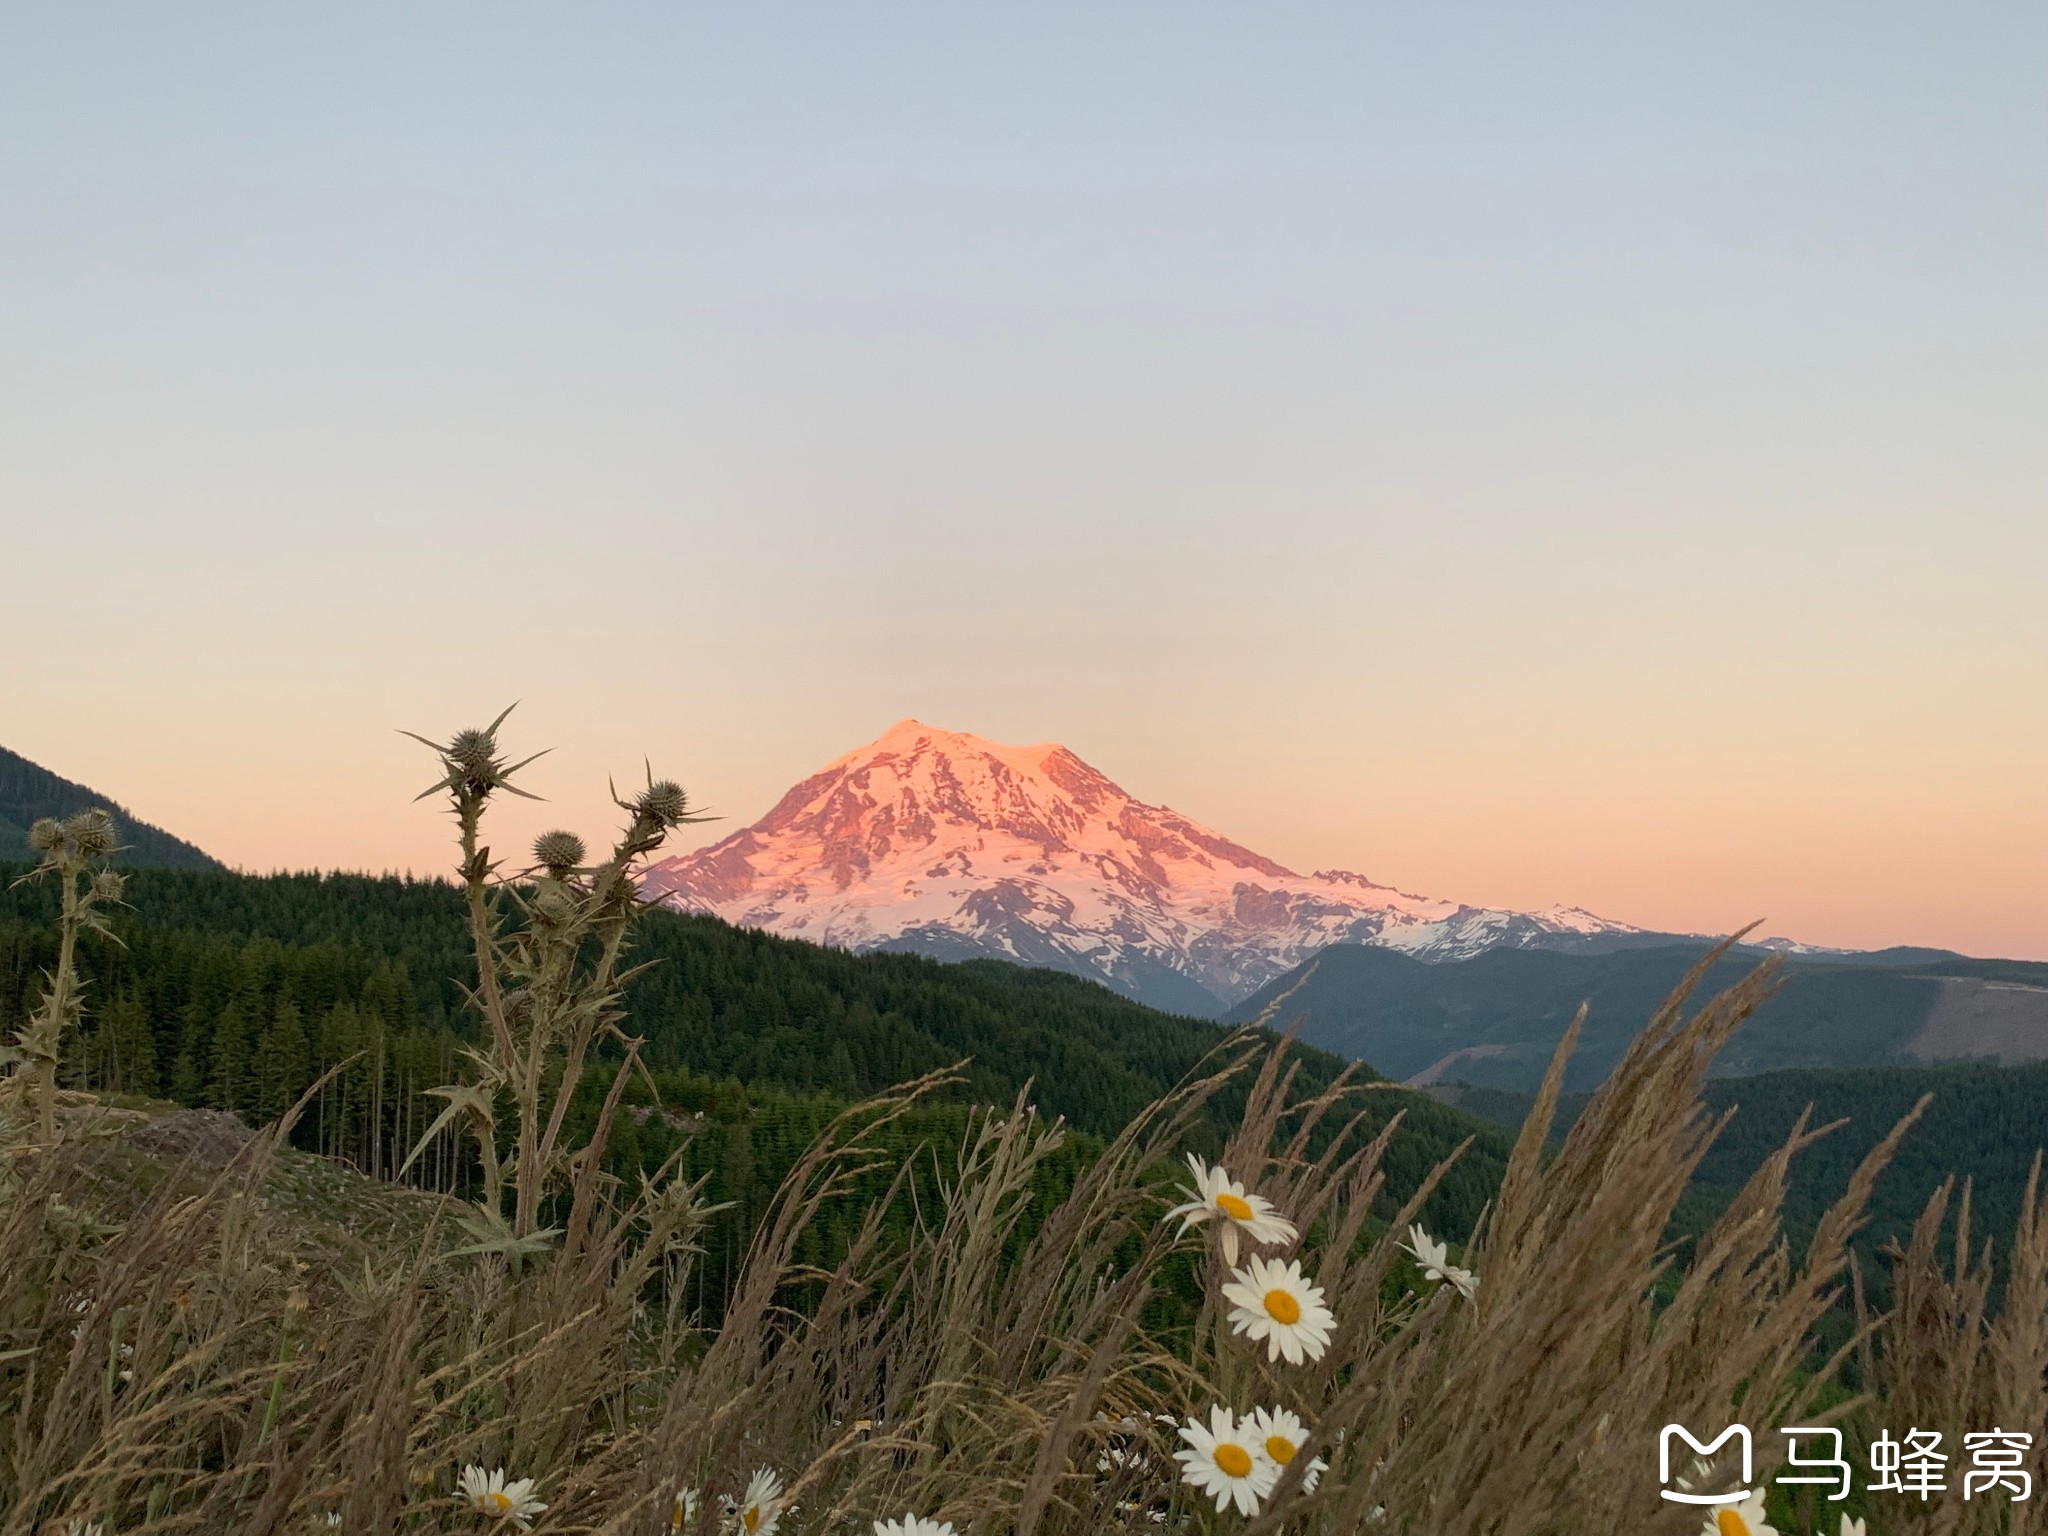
{"left": 638, "top": 720, "right": 1660, "bottom": 1013}
{"left": 1226, "top": 942, "right": 2048, "bottom": 1094}
{"left": 0, "top": 744, "right": 220, "bottom": 871}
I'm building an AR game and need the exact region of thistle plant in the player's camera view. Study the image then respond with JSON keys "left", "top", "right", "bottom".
{"left": 400, "top": 705, "right": 711, "bottom": 1240}
{"left": 6, "top": 809, "right": 125, "bottom": 1144}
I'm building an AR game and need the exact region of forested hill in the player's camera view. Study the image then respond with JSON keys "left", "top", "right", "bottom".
{"left": 1435, "top": 1061, "right": 2048, "bottom": 1292}
{"left": 0, "top": 745, "right": 221, "bottom": 870}
{"left": 1692, "top": 1062, "right": 2048, "bottom": 1268}
{"left": 0, "top": 864, "right": 1510, "bottom": 1234}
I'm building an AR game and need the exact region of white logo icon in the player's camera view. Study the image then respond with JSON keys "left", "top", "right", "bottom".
{"left": 1659, "top": 1424, "right": 1753, "bottom": 1506}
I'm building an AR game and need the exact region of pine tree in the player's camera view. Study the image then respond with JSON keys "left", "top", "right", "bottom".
{"left": 99, "top": 990, "right": 157, "bottom": 1096}
{"left": 254, "top": 999, "right": 310, "bottom": 1123}
{"left": 209, "top": 999, "right": 251, "bottom": 1113}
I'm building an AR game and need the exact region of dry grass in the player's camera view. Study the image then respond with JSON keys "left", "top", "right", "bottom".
{"left": 7, "top": 721, "right": 2043, "bottom": 1535}
{"left": 2, "top": 942, "right": 2044, "bottom": 1535}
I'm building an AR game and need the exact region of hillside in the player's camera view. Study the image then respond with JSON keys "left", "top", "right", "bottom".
{"left": 0, "top": 744, "right": 220, "bottom": 870}
{"left": 1692, "top": 1061, "right": 2048, "bottom": 1266}
{"left": 0, "top": 863, "right": 1511, "bottom": 1237}
{"left": 1431, "top": 1059, "right": 2048, "bottom": 1289}
{"left": 1229, "top": 942, "right": 2048, "bottom": 1093}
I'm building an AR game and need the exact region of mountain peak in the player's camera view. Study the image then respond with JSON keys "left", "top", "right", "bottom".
{"left": 841, "top": 719, "right": 1067, "bottom": 776}
{"left": 639, "top": 723, "right": 1641, "bottom": 1013}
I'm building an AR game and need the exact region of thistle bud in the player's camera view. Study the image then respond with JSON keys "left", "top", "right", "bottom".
{"left": 27, "top": 818, "right": 62, "bottom": 853}
{"left": 636, "top": 780, "right": 690, "bottom": 828}
{"left": 63, "top": 809, "right": 119, "bottom": 855}
{"left": 92, "top": 869, "right": 126, "bottom": 903}
{"left": 447, "top": 726, "right": 498, "bottom": 775}
{"left": 533, "top": 829, "right": 586, "bottom": 874}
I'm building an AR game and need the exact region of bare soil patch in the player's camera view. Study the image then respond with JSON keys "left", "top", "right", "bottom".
{"left": 1905, "top": 977, "right": 2048, "bottom": 1064}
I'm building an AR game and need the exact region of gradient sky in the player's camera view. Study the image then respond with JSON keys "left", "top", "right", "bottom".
{"left": 3, "top": 4, "right": 2043, "bottom": 959}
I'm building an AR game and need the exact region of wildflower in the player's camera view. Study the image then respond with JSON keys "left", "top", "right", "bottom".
{"left": 1839, "top": 1520, "right": 1865, "bottom": 1536}
{"left": 1222, "top": 1256, "right": 1336, "bottom": 1365}
{"left": 1165, "top": 1155, "right": 1297, "bottom": 1266}
{"left": 1699, "top": 1492, "right": 1777, "bottom": 1536}
{"left": 1402, "top": 1224, "right": 1477, "bottom": 1299}
{"left": 1247, "top": 1406, "right": 1327, "bottom": 1493}
{"left": 1175, "top": 1406, "right": 1280, "bottom": 1517}
{"left": 872, "top": 1518, "right": 955, "bottom": 1536}
{"left": 670, "top": 1488, "right": 700, "bottom": 1529}
{"left": 736, "top": 1469, "right": 785, "bottom": 1536}
{"left": 457, "top": 1465, "right": 547, "bottom": 1529}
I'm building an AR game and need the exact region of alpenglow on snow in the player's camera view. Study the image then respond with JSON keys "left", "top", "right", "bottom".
{"left": 636, "top": 720, "right": 1642, "bottom": 1015}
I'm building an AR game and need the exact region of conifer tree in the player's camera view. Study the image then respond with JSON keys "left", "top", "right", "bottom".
{"left": 255, "top": 999, "right": 310, "bottom": 1122}
{"left": 209, "top": 998, "right": 252, "bottom": 1113}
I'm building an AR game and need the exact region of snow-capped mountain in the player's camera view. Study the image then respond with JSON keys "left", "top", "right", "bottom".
{"left": 637, "top": 720, "right": 1648, "bottom": 1015}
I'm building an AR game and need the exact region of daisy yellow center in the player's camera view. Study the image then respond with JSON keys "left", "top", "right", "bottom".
{"left": 1215, "top": 1192, "right": 1254, "bottom": 1222}
{"left": 744, "top": 1506, "right": 763, "bottom": 1533}
{"left": 1213, "top": 1443, "right": 1254, "bottom": 1479}
{"left": 1263, "top": 1288, "right": 1302, "bottom": 1325}
{"left": 486, "top": 1491, "right": 514, "bottom": 1514}
{"left": 1265, "top": 1436, "right": 1298, "bottom": 1465}
{"left": 1716, "top": 1511, "right": 1751, "bottom": 1536}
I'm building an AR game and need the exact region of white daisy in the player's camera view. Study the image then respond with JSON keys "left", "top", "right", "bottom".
{"left": 1096, "top": 1446, "right": 1148, "bottom": 1475}
{"left": 670, "top": 1487, "right": 700, "bottom": 1529}
{"left": 736, "top": 1468, "right": 785, "bottom": 1536}
{"left": 1247, "top": 1405, "right": 1327, "bottom": 1494}
{"left": 1222, "top": 1255, "right": 1337, "bottom": 1365}
{"left": 1699, "top": 1492, "right": 1777, "bottom": 1536}
{"left": 1164, "top": 1154, "right": 1298, "bottom": 1266}
{"left": 872, "top": 1518, "right": 955, "bottom": 1536}
{"left": 457, "top": 1465, "right": 547, "bottom": 1529}
{"left": 1402, "top": 1224, "right": 1478, "bottom": 1298}
{"left": 1174, "top": 1406, "right": 1280, "bottom": 1517}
